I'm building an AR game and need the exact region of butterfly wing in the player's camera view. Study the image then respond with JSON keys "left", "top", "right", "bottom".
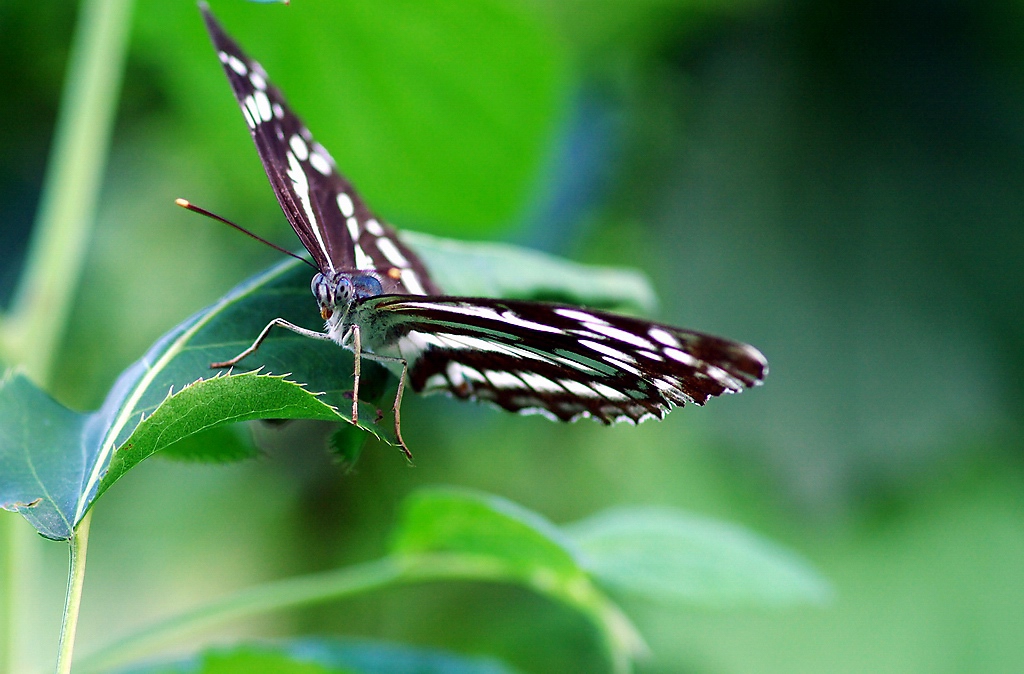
{"left": 201, "top": 6, "right": 767, "bottom": 430}
{"left": 201, "top": 7, "right": 441, "bottom": 295}
{"left": 359, "top": 296, "right": 767, "bottom": 423}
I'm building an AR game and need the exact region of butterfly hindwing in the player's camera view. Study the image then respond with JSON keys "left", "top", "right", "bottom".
{"left": 201, "top": 7, "right": 441, "bottom": 295}
{"left": 358, "top": 296, "right": 768, "bottom": 423}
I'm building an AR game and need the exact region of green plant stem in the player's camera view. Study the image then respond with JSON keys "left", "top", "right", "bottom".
{"left": 0, "top": 0, "right": 133, "bottom": 672}
{"left": 75, "top": 552, "right": 630, "bottom": 674}
{"left": 1, "top": 0, "right": 134, "bottom": 386}
{"left": 0, "top": 517, "right": 13, "bottom": 674}
{"left": 56, "top": 512, "right": 92, "bottom": 674}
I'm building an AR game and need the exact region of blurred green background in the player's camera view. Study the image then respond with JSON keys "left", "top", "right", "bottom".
{"left": 2, "top": 0, "right": 1023, "bottom": 672}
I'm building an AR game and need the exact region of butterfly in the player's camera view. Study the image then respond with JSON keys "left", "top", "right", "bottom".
{"left": 198, "top": 5, "right": 767, "bottom": 459}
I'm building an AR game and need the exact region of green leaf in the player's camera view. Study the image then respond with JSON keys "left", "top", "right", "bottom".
{"left": 391, "top": 488, "right": 648, "bottom": 666}
{"left": 0, "top": 371, "right": 91, "bottom": 539}
{"left": 391, "top": 487, "right": 582, "bottom": 580}
{"left": 74, "top": 489, "right": 643, "bottom": 672}
{"left": 401, "top": 231, "right": 657, "bottom": 314}
{"left": 328, "top": 424, "right": 366, "bottom": 474}
{"left": 158, "top": 425, "right": 257, "bottom": 463}
{"left": 566, "top": 507, "right": 833, "bottom": 607}
{"left": 146, "top": 0, "right": 566, "bottom": 235}
{"left": 0, "top": 261, "right": 385, "bottom": 540}
{"left": 95, "top": 373, "right": 353, "bottom": 501}
{"left": 114, "top": 639, "right": 521, "bottom": 674}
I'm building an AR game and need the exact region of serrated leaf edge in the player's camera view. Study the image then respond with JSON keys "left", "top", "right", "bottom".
{"left": 73, "top": 261, "right": 300, "bottom": 524}
{"left": 120, "top": 370, "right": 335, "bottom": 441}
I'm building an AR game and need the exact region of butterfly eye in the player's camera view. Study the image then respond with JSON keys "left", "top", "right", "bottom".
{"left": 334, "top": 277, "right": 355, "bottom": 302}
{"left": 311, "top": 273, "right": 333, "bottom": 306}
{"left": 351, "top": 274, "right": 383, "bottom": 300}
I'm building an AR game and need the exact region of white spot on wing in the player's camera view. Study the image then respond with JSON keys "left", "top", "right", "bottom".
{"left": 702, "top": 364, "right": 744, "bottom": 391}
{"left": 560, "top": 379, "right": 600, "bottom": 397}
{"left": 591, "top": 382, "right": 629, "bottom": 401}
{"left": 484, "top": 370, "right": 525, "bottom": 389}
{"left": 228, "top": 55, "right": 247, "bottom": 75}
{"left": 588, "top": 323, "right": 655, "bottom": 349}
{"left": 396, "top": 336, "right": 425, "bottom": 360}
{"left": 568, "top": 329, "right": 605, "bottom": 340}
{"left": 337, "top": 193, "right": 355, "bottom": 217}
{"left": 604, "top": 357, "right": 641, "bottom": 375}
{"left": 556, "top": 308, "right": 608, "bottom": 324}
{"left": 398, "top": 331, "right": 445, "bottom": 357}
{"left": 365, "top": 219, "right": 384, "bottom": 236}
{"left": 499, "top": 310, "right": 564, "bottom": 334}
{"left": 272, "top": 103, "right": 284, "bottom": 119}
{"left": 648, "top": 327, "right": 680, "bottom": 348}
{"left": 241, "top": 104, "right": 256, "bottom": 129}
{"left": 376, "top": 237, "right": 409, "bottom": 268}
{"left": 580, "top": 339, "right": 636, "bottom": 364}
{"left": 401, "top": 270, "right": 427, "bottom": 295}
{"left": 284, "top": 151, "right": 332, "bottom": 269}
{"left": 353, "top": 243, "right": 374, "bottom": 270}
{"left": 430, "top": 334, "right": 490, "bottom": 353}
{"left": 424, "top": 373, "right": 447, "bottom": 391}
{"left": 396, "top": 302, "right": 562, "bottom": 334}
{"left": 253, "top": 90, "right": 272, "bottom": 122}
{"left": 309, "top": 151, "right": 332, "bottom": 176}
{"left": 218, "top": 51, "right": 229, "bottom": 64}
{"left": 243, "top": 96, "right": 261, "bottom": 127}
{"left": 249, "top": 71, "right": 267, "bottom": 91}
{"left": 432, "top": 334, "right": 547, "bottom": 362}
{"left": 519, "top": 372, "right": 563, "bottom": 394}
{"left": 552, "top": 355, "right": 601, "bottom": 374}
{"left": 516, "top": 407, "right": 561, "bottom": 422}
{"left": 652, "top": 377, "right": 675, "bottom": 392}
{"left": 460, "top": 365, "right": 486, "bottom": 382}
{"left": 740, "top": 343, "right": 768, "bottom": 369}
{"left": 446, "top": 362, "right": 465, "bottom": 388}
{"left": 664, "top": 347, "right": 699, "bottom": 367}
{"left": 346, "top": 217, "right": 360, "bottom": 243}
{"left": 289, "top": 135, "right": 309, "bottom": 161}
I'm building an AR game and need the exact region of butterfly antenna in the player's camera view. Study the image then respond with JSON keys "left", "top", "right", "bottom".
{"left": 176, "top": 198, "right": 318, "bottom": 270}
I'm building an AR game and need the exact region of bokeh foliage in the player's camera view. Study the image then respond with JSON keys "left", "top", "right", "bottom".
{"left": 2, "top": 0, "right": 1023, "bottom": 672}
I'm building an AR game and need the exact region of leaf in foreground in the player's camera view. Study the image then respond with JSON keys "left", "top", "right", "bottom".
{"left": 566, "top": 507, "right": 833, "bottom": 607}
{"left": 391, "top": 486, "right": 583, "bottom": 579}
{"left": 390, "top": 487, "right": 647, "bottom": 663}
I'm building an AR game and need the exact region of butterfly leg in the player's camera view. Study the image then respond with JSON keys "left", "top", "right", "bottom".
{"left": 349, "top": 323, "right": 363, "bottom": 426}
{"left": 358, "top": 350, "right": 413, "bottom": 463}
{"left": 392, "top": 358, "right": 410, "bottom": 462}
{"left": 210, "top": 318, "right": 331, "bottom": 368}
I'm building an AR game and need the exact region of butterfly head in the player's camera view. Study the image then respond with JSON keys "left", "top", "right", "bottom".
{"left": 312, "top": 271, "right": 384, "bottom": 322}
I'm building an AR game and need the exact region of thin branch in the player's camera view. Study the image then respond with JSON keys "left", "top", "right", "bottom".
{"left": 77, "top": 554, "right": 524, "bottom": 673}
{"left": 0, "top": 0, "right": 135, "bottom": 386}
{"left": 56, "top": 512, "right": 92, "bottom": 674}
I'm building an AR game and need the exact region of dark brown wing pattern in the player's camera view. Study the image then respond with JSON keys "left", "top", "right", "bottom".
{"left": 360, "top": 296, "right": 767, "bottom": 424}
{"left": 202, "top": 7, "right": 441, "bottom": 295}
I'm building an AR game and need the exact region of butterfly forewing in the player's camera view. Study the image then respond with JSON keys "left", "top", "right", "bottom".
{"left": 358, "top": 296, "right": 768, "bottom": 424}
{"left": 201, "top": 7, "right": 441, "bottom": 295}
